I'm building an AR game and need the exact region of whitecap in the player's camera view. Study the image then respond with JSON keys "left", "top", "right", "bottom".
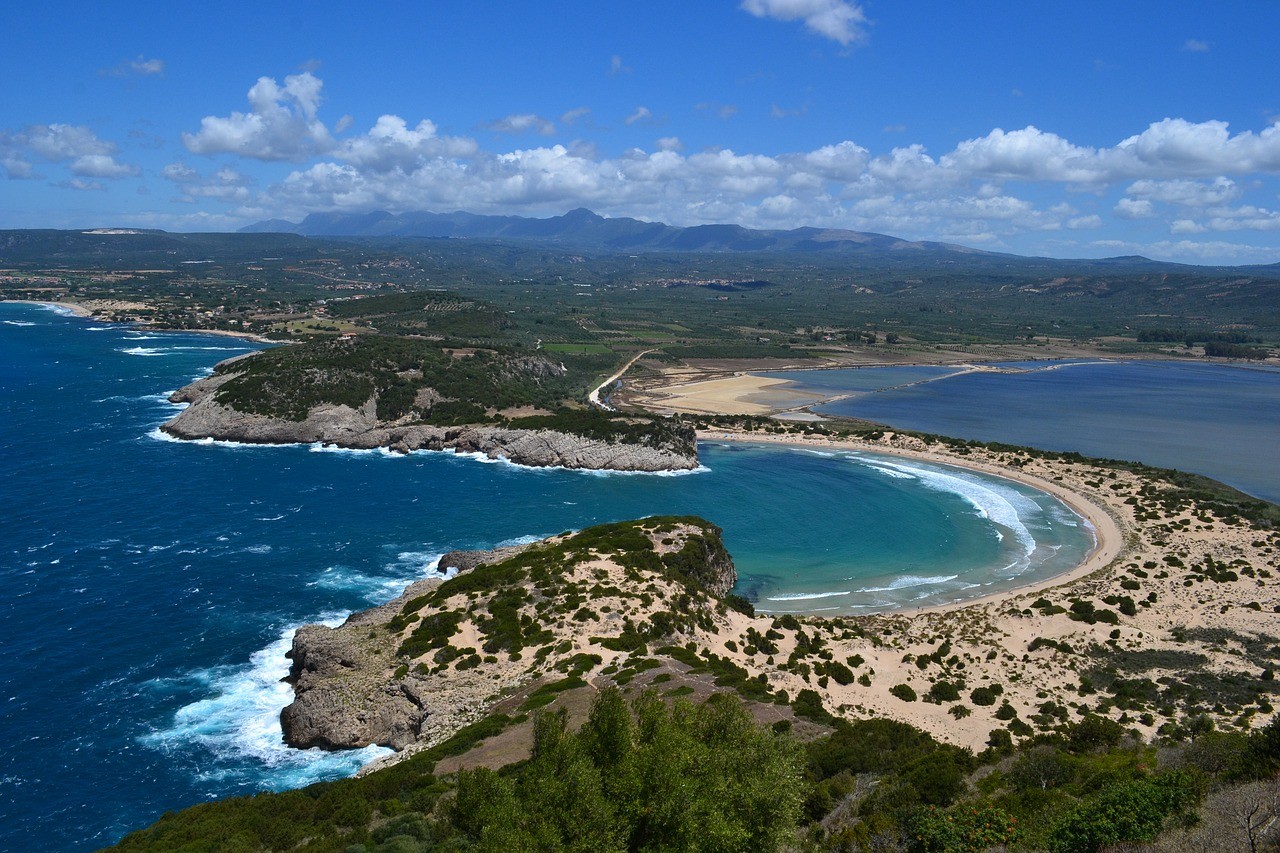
{"left": 494, "top": 533, "right": 549, "bottom": 548}
{"left": 313, "top": 551, "right": 450, "bottom": 602}
{"left": 765, "top": 590, "right": 852, "bottom": 601}
{"left": 857, "top": 574, "right": 959, "bottom": 593}
{"left": 119, "top": 346, "right": 168, "bottom": 357}
{"left": 140, "top": 616, "right": 392, "bottom": 787}
{"left": 2, "top": 320, "right": 36, "bottom": 326}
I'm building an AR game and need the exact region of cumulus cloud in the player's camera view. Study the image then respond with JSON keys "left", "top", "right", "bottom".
{"left": 1115, "top": 198, "right": 1154, "bottom": 218}
{"left": 740, "top": 0, "right": 869, "bottom": 46}
{"left": 70, "top": 154, "right": 139, "bottom": 178}
{"left": 163, "top": 162, "right": 252, "bottom": 202}
{"left": 1, "top": 124, "right": 137, "bottom": 180}
{"left": 1125, "top": 177, "right": 1240, "bottom": 206}
{"left": 183, "top": 72, "right": 333, "bottom": 161}
{"left": 485, "top": 113, "right": 556, "bottom": 135}
{"left": 170, "top": 73, "right": 1280, "bottom": 262}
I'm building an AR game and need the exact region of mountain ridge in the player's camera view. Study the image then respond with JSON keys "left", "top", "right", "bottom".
{"left": 240, "top": 206, "right": 1016, "bottom": 258}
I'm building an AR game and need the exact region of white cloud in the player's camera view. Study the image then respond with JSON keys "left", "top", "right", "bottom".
{"left": 740, "top": 0, "right": 869, "bottom": 46}
{"left": 609, "top": 55, "right": 631, "bottom": 76}
{"left": 1125, "top": 177, "right": 1240, "bottom": 206}
{"left": 25, "top": 124, "right": 114, "bottom": 161}
{"left": 163, "top": 162, "right": 252, "bottom": 202}
{"left": 624, "top": 106, "right": 654, "bottom": 126}
{"left": 336, "top": 115, "right": 477, "bottom": 172}
{"left": 70, "top": 154, "right": 139, "bottom": 178}
{"left": 102, "top": 55, "right": 165, "bottom": 77}
{"left": 131, "top": 57, "right": 165, "bottom": 75}
{"left": 170, "top": 73, "right": 1280, "bottom": 264}
{"left": 1115, "top": 198, "right": 1154, "bottom": 218}
{"left": 1091, "top": 238, "right": 1279, "bottom": 264}
{"left": 183, "top": 72, "right": 333, "bottom": 161}
{"left": 1182, "top": 39, "right": 1211, "bottom": 53}
{"left": 485, "top": 113, "right": 556, "bottom": 136}
{"left": 2, "top": 124, "right": 137, "bottom": 180}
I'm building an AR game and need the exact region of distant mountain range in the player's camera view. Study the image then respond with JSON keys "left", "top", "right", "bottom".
{"left": 241, "top": 207, "right": 1008, "bottom": 258}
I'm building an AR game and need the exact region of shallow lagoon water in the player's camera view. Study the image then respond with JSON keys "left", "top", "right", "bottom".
{"left": 1, "top": 303, "right": 1091, "bottom": 849}
{"left": 776, "top": 359, "right": 1280, "bottom": 504}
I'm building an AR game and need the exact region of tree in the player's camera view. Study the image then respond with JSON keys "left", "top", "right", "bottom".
{"left": 450, "top": 689, "right": 805, "bottom": 852}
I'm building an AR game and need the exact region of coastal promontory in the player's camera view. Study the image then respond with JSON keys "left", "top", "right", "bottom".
{"left": 161, "top": 335, "right": 698, "bottom": 472}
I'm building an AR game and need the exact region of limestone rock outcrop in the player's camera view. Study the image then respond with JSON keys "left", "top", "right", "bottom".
{"left": 163, "top": 371, "right": 698, "bottom": 472}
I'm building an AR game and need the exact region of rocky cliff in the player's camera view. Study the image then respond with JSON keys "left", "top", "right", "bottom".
{"left": 162, "top": 371, "right": 699, "bottom": 472}
{"left": 279, "top": 519, "right": 738, "bottom": 754}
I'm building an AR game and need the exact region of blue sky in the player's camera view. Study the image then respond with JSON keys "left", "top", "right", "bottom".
{"left": 3, "top": 1, "right": 1279, "bottom": 264}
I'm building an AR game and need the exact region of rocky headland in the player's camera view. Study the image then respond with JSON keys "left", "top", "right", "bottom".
{"left": 279, "top": 518, "right": 738, "bottom": 755}
{"left": 161, "top": 370, "right": 699, "bottom": 472}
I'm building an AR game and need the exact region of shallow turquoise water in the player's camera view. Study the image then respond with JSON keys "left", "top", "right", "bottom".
{"left": 0, "top": 303, "right": 1092, "bottom": 849}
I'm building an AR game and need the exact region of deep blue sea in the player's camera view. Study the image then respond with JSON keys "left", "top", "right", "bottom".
{"left": 774, "top": 359, "right": 1280, "bottom": 505}
{"left": 1, "top": 303, "right": 1092, "bottom": 850}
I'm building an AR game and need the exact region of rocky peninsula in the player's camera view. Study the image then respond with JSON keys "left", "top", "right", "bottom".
{"left": 279, "top": 518, "right": 738, "bottom": 755}
{"left": 161, "top": 368, "right": 700, "bottom": 472}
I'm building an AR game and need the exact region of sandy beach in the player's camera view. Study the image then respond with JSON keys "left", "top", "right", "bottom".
{"left": 697, "top": 428, "right": 1123, "bottom": 615}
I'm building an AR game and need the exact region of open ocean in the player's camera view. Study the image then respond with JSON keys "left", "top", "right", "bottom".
{"left": 1, "top": 303, "right": 1093, "bottom": 850}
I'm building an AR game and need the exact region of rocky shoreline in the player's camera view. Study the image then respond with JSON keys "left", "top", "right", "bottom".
{"left": 281, "top": 543, "right": 537, "bottom": 752}
{"left": 161, "top": 370, "right": 700, "bottom": 472}
{"left": 278, "top": 520, "right": 737, "bottom": 756}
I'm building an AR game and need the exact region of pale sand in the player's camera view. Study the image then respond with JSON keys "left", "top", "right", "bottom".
{"left": 642, "top": 373, "right": 825, "bottom": 415}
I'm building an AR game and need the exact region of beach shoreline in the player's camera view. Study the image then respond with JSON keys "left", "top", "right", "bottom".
{"left": 1, "top": 299, "right": 279, "bottom": 343}
{"left": 697, "top": 429, "right": 1123, "bottom": 617}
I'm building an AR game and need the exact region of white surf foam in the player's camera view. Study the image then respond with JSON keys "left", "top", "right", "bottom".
{"left": 853, "top": 456, "right": 1038, "bottom": 557}
{"left": 857, "top": 574, "right": 959, "bottom": 593}
{"left": 765, "top": 590, "right": 853, "bottom": 601}
{"left": 2, "top": 320, "right": 36, "bottom": 326}
{"left": 119, "top": 346, "right": 169, "bottom": 357}
{"left": 312, "top": 551, "right": 451, "bottom": 602}
{"left": 140, "top": 616, "right": 392, "bottom": 788}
